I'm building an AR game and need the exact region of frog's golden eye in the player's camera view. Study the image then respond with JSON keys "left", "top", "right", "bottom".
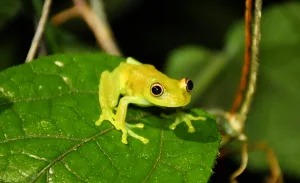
{"left": 151, "top": 82, "right": 164, "bottom": 96}
{"left": 186, "top": 79, "right": 193, "bottom": 92}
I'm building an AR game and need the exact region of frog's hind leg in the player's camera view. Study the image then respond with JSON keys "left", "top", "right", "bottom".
{"left": 95, "top": 70, "right": 120, "bottom": 127}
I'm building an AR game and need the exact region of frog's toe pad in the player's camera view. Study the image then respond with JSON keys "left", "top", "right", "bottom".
{"left": 127, "top": 127, "right": 149, "bottom": 144}
{"left": 121, "top": 138, "right": 128, "bottom": 144}
{"left": 127, "top": 123, "right": 144, "bottom": 129}
{"left": 169, "top": 124, "right": 176, "bottom": 130}
{"left": 188, "top": 126, "right": 195, "bottom": 133}
{"left": 95, "top": 119, "right": 102, "bottom": 126}
{"left": 96, "top": 109, "right": 116, "bottom": 126}
{"left": 141, "top": 138, "right": 149, "bottom": 144}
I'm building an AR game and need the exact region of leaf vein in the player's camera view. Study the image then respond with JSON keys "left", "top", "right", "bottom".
{"left": 94, "top": 139, "right": 120, "bottom": 172}
{"left": 11, "top": 107, "right": 27, "bottom": 136}
{"left": 28, "top": 64, "right": 73, "bottom": 90}
{"left": 0, "top": 135, "right": 82, "bottom": 144}
{"left": 61, "top": 160, "right": 88, "bottom": 182}
{"left": 10, "top": 151, "right": 50, "bottom": 162}
{"left": 142, "top": 120, "right": 164, "bottom": 182}
{"left": 30, "top": 127, "right": 114, "bottom": 183}
{"left": 160, "top": 160, "right": 185, "bottom": 172}
{"left": 0, "top": 90, "right": 97, "bottom": 106}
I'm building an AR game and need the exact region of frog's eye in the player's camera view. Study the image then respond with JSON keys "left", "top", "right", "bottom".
{"left": 151, "top": 83, "right": 164, "bottom": 96}
{"left": 186, "top": 79, "right": 193, "bottom": 92}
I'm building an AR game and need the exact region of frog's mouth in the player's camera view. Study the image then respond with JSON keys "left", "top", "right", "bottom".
{"left": 150, "top": 93, "right": 191, "bottom": 108}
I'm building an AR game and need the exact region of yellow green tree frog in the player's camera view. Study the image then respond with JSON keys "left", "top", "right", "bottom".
{"left": 95, "top": 57, "right": 205, "bottom": 144}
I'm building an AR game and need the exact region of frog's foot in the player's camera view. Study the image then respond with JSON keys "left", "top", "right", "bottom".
{"left": 161, "top": 112, "right": 206, "bottom": 133}
{"left": 117, "top": 123, "right": 149, "bottom": 144}
{"left": 95, "top": 108, "right": 115, "bottom": 126}
{"left": 126, "top": 123, "right": 145, "bottom": 129}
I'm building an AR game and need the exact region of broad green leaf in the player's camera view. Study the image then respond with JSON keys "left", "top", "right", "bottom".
{"left": 0, "top": 53, "right": 220, "bottom": 182}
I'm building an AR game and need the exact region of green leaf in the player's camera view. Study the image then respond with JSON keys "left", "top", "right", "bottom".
{"left": 0, "top": 53, "right": 220, "bottom": 182}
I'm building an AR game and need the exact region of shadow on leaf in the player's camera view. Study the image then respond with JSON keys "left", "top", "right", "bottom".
{"left": 172, "top": 117, "right": 220, "bottom": 143}
{"left": 0, "top": 97, "right": 13, "bottom": 115}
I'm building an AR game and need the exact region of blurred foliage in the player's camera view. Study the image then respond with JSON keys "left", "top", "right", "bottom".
{"left": 164, "top": 1, "right": 300, "bottom": 182}
{"left": 0, "top": 0, "right": 299, "bottom": 182}
{"left": 0, "top": 1, "right": 21, "bottom": 30}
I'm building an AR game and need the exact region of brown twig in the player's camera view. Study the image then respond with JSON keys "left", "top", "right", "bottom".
{"left": 238, "top": 0, "right": 262, "bottom": 123}
{"left": 51, "top": 0, "right": 121, "bottom": 56}
{"left": 229, "top": 0, "right": 252, "bottom": 115}
{"left": 25, "top": 0, "right": 52, "bottom": 62}
{"left": 51, "top": 6, "right": 80, "bottom": 25}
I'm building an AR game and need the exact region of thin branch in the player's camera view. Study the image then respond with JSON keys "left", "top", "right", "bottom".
{"left": 239, "top": 0, "right": 262, "bottom": 122}
{"left": 26, "top": 0, "right": 52, "bottom": 62}
{"left": 51, "top": 0, "right": 121, "bottom": 56}
{"left": 51, "top": 6, "right": 80, "bottom": 25}
{"left": 229, "top": 0, "right": 252, "bottom": 115}
{"left": 90, "top": 0, "right": 107, "bottom": 24}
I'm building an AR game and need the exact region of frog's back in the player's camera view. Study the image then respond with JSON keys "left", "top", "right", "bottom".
{"left": 119, "top": 62, "right": 169, "bottom": 96}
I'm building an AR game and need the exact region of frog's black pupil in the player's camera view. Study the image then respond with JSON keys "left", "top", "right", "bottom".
{"left": 187, "top": 80, "right": 193, "bottom": 91}
{"left": 152, "top": 85, "right": 162, "bottom": 95}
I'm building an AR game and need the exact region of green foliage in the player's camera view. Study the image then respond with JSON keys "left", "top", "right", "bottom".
{"left": 164, "top": 1, "right": 300, "bottom": 177}
{"left": 0, "top": 0, "right": 22, "bottom": 70}
{"left": 0, "top": 53, "right": 220, "bottom": 182}
{"left": 1, "top": 0, "right": 299, "bottom": 181}
{"left": 0, "top": 0, "right": 21, "bottom": 30}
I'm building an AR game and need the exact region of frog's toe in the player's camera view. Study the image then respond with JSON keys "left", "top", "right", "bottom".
{"left": 127, "top": 128, "right": 149, "bottom": 144}
{"left": 121, "top": 137, "right": 128, "bottom": 144}
{"left": 188, "top": 126, "right": 195, "bottom": 133}
{"left": 169, "top": 124, "right": 177, "bottom": 130}
{"left": 120, "top": 128, "right": 128, "bottom": 144}
{"left": 127, "top": 123, "right": 144, "bottom": 129}
{"left": 96, "top": 109, "right": 116, "bottom": 126}
{"left": 141, "top": 138, "right": 149, "bottom": 144}
{"left": 117, "top": 124, "right": 148, "bottom": 144}
{"left": 95, "top": 115, "right": 106, "bottom": 126}
{"left": 95, "top": 119, "right": 103, "bottom": 126}
{"left": 95, "top": 115, "right": 113, "bottom": 126}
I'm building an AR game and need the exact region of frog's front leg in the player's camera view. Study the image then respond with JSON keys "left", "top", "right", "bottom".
{"left": 115, "top": 96, "right": 151, "bottom": 144}
{"left": 161, "top": 110, "right": 206, "bottom": 133}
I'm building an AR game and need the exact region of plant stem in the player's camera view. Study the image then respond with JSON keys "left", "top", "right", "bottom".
{"left": 229, "top": 0, "right": 252, "bottom": 115}
{"left": 51, "top": 0, "right": 121, "bottom": 56}
{"left": 26, "top": 0, "right": 52, "bottom": 62}
{"left": 239, "top": 0, "right": 262, "bottom": 123}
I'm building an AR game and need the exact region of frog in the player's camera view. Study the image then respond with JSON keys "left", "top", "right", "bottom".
{"left": 95, "top": 57, "right": 206, "bottom": 144}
